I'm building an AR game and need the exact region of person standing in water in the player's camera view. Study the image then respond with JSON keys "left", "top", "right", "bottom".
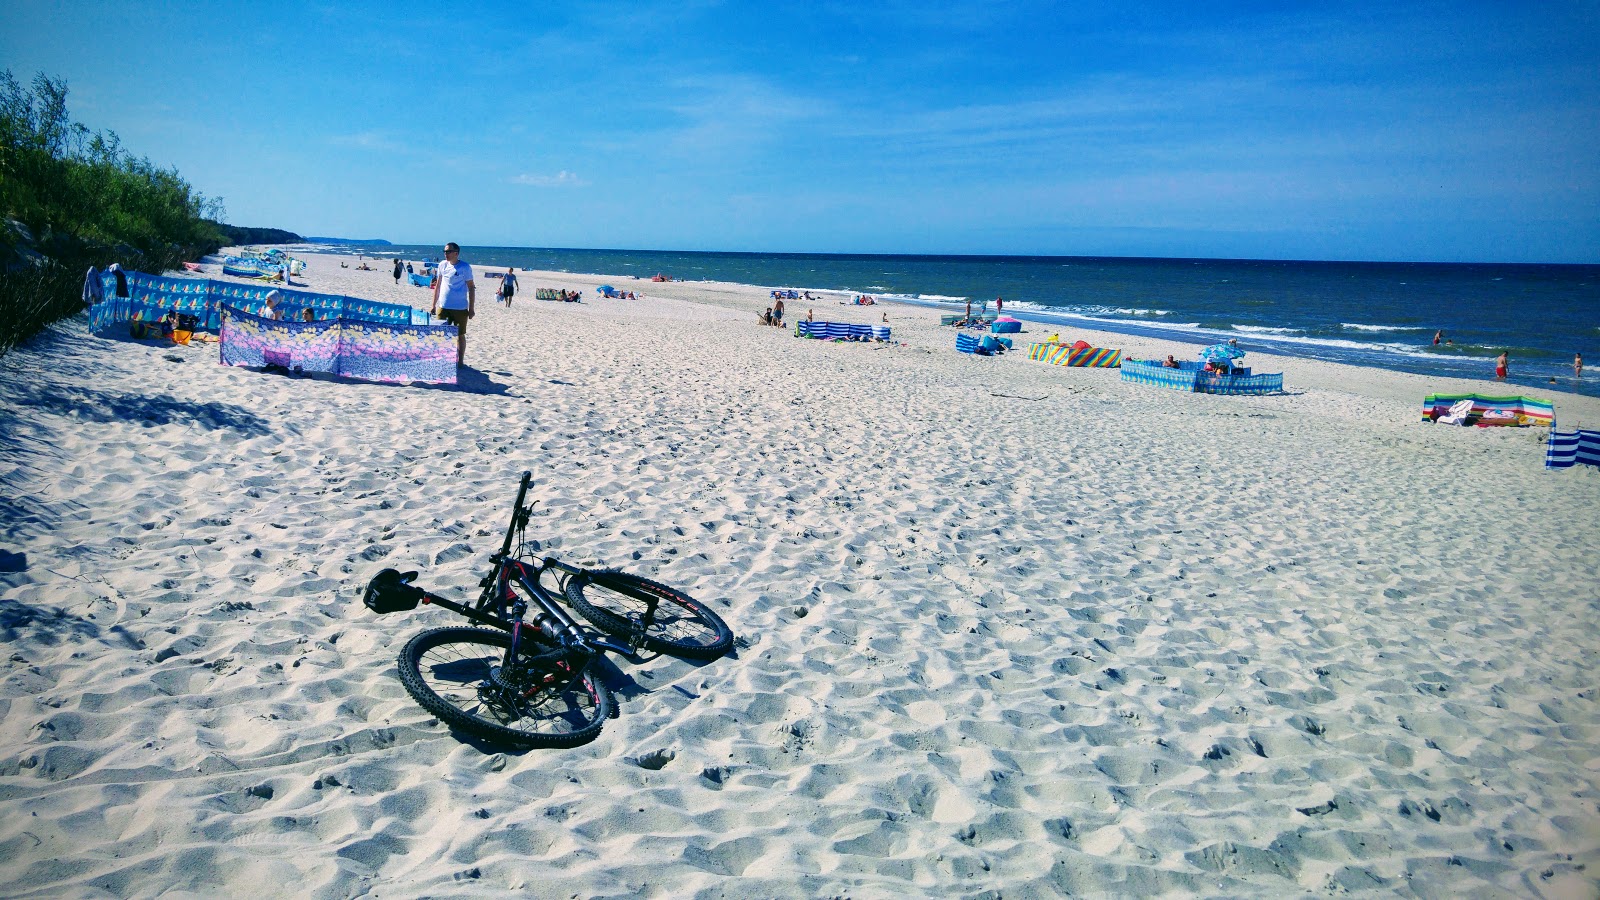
{"left": 1576, "top": 353, "right": 1584, "bottom": 379}
{"left": 1433, "top": 330, "right": 1444, "bottom": 346}
{"left": 1495, "top": 350, "right": 1509, "bottom": 381}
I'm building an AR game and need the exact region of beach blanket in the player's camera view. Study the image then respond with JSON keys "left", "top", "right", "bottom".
{"left": 219, "top": 304, "right": 458, "bottom": 384}
{"left": 89, "top": 271, "right": 430, "bottom": 334}
{"left": 1420, "top": 394, "right": 1554, "bottom": 427}
{"left": 1546, "top": 428, "right": 1600, "bottom": 469}
{"left": 1027, "top": 343, "right": 1122, "bottom": 368}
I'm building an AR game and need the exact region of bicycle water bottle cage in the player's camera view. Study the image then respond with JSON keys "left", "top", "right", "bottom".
{"left": 363, "top": 568, "right": 425, "bottom": 614}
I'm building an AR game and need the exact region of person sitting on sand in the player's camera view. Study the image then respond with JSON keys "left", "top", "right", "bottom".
{"left": 882, "top": 311, "right": 889, "bottom": 323}
{"left": 160, "top": 309, "right": 179, "bottom": 339}
{"left": 806, "top": 309, "right": 813, "bottom": 323}
{"left": 302, "top": 308, "right": 316, "bottom": 322}
{"left": 1163, "top": 355, "right": 1180, "bottom": 368}
{"left": 760, "top": 307, "right": 773, "bottom": 326}
{"left": 261, "top": 290, "right": 283, "bottom": 320}
{"left": 358, "top": 262, "right": 371, "bottom": 270}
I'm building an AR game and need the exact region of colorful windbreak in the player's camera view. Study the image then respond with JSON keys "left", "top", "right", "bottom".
{"left": 1120, "top": 359, "right": 1284, "bottom": 395}
{"left": 219, "top": 305, "right": 458, "bottom": 384}
{"left": 1027, "top": 343, "right": 1122, "bottom": 367}
{"left": 1420, "top": 394, "right": 1554, "bottom": 427}
{"left": 89, "top": 271, "right": 431, "bottom": 334}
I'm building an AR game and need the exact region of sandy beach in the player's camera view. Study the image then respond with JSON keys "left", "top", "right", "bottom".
{"left": 1, "top": 249, "right": 1597, "bottom": 897}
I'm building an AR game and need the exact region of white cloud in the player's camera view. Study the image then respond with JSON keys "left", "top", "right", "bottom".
{"left": 510, "top": 170, "right": 587, "bottom": 187}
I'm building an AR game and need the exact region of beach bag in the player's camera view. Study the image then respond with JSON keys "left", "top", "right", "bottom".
{"left": 131, "top": 321, "right": 162, "bottom": 339}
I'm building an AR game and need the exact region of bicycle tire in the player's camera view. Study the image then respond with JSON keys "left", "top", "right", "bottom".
{"left": 396, "top": 626, "right": 613, "bottom": 749}
{"left": 565, "top": 570, "right": 733, "bottom": 660}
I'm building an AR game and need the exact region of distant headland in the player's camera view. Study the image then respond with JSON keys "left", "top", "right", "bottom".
{"left": 303, "top": 236, "right": 393, "bottom": 246}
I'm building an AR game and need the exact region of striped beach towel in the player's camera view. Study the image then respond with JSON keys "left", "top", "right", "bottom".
{"left": 1546, "top": 428, "right": 1600, "bottom": 469}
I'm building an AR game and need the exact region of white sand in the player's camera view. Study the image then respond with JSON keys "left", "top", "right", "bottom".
{"left": 1, "top": 249, "right": 1597, "bottom": 897}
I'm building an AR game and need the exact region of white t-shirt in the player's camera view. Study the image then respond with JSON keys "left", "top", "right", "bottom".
{"left": 438, "top": 260, "right": 474, "bottom": 309}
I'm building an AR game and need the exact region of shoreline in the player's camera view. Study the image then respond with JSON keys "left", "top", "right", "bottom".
{"left": 300, "top": 242, "right": 1600, "bottom": 401}
{"left": 1, "top": 248, "right": 1597, "bottom": 896}
{"left": 296, "top": 248, "right": 1600, "bottom": 421}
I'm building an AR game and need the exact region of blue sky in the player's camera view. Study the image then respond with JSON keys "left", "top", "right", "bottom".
{"left": 4, "top": 1, "right": 1597, "bottom": 262}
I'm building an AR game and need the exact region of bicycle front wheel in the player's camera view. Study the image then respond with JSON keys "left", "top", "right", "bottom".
{"left": 565, "top": 570, "right": 733, "bottom": 660}
{"left": 396, "top": 626, "right": 613, "bottom": 749}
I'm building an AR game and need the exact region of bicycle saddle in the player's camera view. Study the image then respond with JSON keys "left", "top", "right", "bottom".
{"left": 363, "top": 568, "right": 425, "bottom": 614}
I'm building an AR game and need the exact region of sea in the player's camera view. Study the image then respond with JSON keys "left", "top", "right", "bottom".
{"left": 318, "top": 244, "right": 1600, "bottom": 399}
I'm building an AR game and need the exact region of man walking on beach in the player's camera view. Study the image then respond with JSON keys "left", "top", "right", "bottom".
{"left": 431, "top": 242, "right": 475, "bottom": 365}
{"left": 393, "top": 258, "right": 403, "bottom": 285}
{"left": 499, "top": 267, "right": 518, "bottom": 307}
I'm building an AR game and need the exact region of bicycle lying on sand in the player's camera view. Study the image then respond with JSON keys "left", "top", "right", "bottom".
{"left": 361, "top": 472, "right": 733, "bottom": 748}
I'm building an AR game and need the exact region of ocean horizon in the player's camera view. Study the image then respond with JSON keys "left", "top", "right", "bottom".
{"left": 308, "top": 243, "right": 1600, "bottom": 400}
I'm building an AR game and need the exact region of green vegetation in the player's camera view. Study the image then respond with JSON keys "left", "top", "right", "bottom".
{"left": 214, "top": 223, "right": 302, "bottom": 246}
{"left": 0, "top": 71, "right": 228, "bottom": 355}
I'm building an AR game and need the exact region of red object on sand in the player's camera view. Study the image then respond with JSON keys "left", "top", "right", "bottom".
{"left": 1072, "top": 340, "right": 1091, "bottom": 350}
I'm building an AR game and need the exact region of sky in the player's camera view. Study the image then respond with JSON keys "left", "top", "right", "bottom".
{"left": 3, "top": 1, "right": 1598, "bottom": 262}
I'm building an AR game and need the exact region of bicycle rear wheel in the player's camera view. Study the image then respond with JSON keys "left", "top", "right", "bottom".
{"left": 397, "top": 626, "right": 612, "bottom": 749}
{"left": 565, "top": 570, "right": 733, "bottom": 660}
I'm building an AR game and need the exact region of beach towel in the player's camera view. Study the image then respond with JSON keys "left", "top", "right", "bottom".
{"left": 82, "top": 266, "right": 103, "bottom": 307}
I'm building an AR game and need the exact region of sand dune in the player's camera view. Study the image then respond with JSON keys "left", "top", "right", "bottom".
{"left": 1, "top": 250, "right": 1597, "bottom": 897}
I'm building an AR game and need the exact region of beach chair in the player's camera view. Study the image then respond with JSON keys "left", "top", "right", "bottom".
{"left": 1437, "top": 397, "right": 1476, "bottom": 426}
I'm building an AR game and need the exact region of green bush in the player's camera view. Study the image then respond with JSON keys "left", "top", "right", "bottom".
{"left": 0, "top": 70, "right": 226, "bottom": 356}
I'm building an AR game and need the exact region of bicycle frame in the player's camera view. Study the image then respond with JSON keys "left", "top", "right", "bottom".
{"left": 402, "top": 472, "right": 645, "bottom": 666}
